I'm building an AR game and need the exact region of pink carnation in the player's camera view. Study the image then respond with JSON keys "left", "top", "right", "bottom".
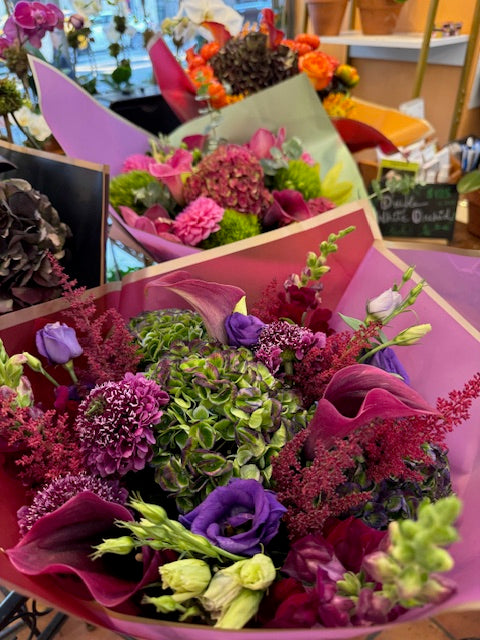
{"left": 121, "top": 154, "right": 154, "bottom": 173}
{"left": 172, "top": 197, "right": 224, "bottom": 246}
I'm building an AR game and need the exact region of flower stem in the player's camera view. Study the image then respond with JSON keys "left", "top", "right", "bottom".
{"left": 11, "top": 113, "right": 42, "bottom": 149}
{"left": 358, "top": 340, "right": 395, "bottom": 364}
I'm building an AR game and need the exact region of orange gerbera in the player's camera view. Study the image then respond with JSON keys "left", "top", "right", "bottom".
{"left": 299, "top": 50, "right": 337, "bottom": 91}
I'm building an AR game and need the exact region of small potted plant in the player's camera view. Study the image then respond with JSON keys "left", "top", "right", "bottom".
{"left": 306, "top": 0, "right": 349, "bottom": 36}
{"left": 356, "top": 0, "right": 409, "bottom": 35}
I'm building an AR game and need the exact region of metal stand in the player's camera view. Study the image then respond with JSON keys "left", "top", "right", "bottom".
{"left": 0, "top": 589, "right": 66, "bottom": 640}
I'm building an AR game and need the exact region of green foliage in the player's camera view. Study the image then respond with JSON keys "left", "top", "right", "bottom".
{"left": 0, "top": 78, "right": 23, "bottom": 116}
{"left": 200, "top": 209, "right": 261, "bottom": 249}
{"left": 109, "top": 170, "right": 159, "bottom": 213}
{"left": 457, "top": 170, "right": 480, "bottom": 194}
{"left": 273, "top": 159, "right": 322, "bottom": 201}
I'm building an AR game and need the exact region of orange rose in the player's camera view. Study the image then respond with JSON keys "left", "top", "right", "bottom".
{"left": 295, "top": 33, "right": 320, "bottom": 50}
{"left": 185, "top": 47, "right": 205, "bottom": 69}
{"left": 188, "top": 65, "right": 215, "bottom": 87}
{"left": 298, "top": 51, "right": 337, "bottom": 91}
{"left": 200, "top": 41, "right": 221, "bottom": 62}
{"left": 281, "top": 38, "right": 312, "bottom": 56}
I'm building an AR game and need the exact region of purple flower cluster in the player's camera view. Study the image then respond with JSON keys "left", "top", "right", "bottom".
{"left": 0, "top": 1, "right": 63, "bottom": 51}
{"left": 76, "top": 373, "right": 169, "bottom": 477}
{"left": 17, "top": 473, "right": 128, "bottom": 535}
{"left": 255, "top": 320, "right": 326, "bottom": 373}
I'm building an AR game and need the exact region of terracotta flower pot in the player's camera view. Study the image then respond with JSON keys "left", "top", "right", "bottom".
{"left": 466, "top": 190, "right": 480, "bottom": 237}
{"left": 357, "top": 0, "right": 404, "bottom": 35}
{"left": 306, "top": 0, "right": 349, "bottom": 35}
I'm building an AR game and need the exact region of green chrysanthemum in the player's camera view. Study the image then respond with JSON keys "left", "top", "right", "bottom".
{"left": 273, "top": 159, "right": 322, "bottom": 201}
{"left": 109, "top": 170, "right": 159, "bottom": 213}
{"left": 0, "top": 78, "right": 23, "bottom": 116}
{"left": 129, "top": 309, "right": 208, "bottom": 364}
{"left": 200, "top": 208, "right": 261, "bottom": 249}
{"left": 148, "top": 344, "right": 310, "bottom": 513}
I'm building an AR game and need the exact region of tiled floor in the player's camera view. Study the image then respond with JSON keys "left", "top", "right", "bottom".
{"left": 4, "top": 602, "right": 480, "bottom": 640}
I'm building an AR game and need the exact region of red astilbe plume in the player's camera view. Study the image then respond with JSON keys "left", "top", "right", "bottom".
{"left": 1, "top": 389, "right": 84, "bottom": 488}
{"left": 49, "top": 255, "right": 141, "bottom": 384}
{"left": 272, "top": 427, "right": 371, "bottom": 540}
{"left": 294, "top": 323, "right": 381, "bottom": 407}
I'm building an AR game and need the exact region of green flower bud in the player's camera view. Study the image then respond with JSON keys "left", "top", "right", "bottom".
{"left": 142, "top": 594, "right": 185, "bottom": 614}
{"left": 396, "top": 566, "right": 424, "bottom": 600}
{"left": 238, "top": 554, "right": 276, "bottom": 590}
{"left": 201, "top": 571, "right": 243, "bottom": 614}
{"left": 22, "top": 352, "right": 42, "bottom": 372}
{"left": 392, "top": 324, "right": 432, "bottom": 346}
{"left": 91, "top": 535, "right": 135, "bottom": 559}
{"left": 214, "top": 589, "right": 263, "bottom": 629}
{"left": 160, "top": 559, "right": 211, "bottom": 596}
{"left": 129, "top": 498, "right": 168, "bottom": 525}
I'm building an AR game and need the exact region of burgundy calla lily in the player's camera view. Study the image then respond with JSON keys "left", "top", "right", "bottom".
{"left": 145, "top": 271, "right": 245, "bottom": 343}
{"left": 304, "top": 364, "right": 439, "bottom": 455}
{"left": 7, "top": 492, "right": 167, "bottom": 609}
{"left": 331, "top": 118, "right": 399, "bottom": 155}
{"left": 263, "top": 189, "right": 313, "bottom": 229}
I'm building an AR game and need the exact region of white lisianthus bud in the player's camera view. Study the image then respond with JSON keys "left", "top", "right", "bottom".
{"left": 201, "top": 571, "right": 243, "bottom": 614}
{"left": 160, "top": 558, "right": 211, "bottom": 596}
{"left": 238, "top": 554, "right": 276, "bottom": 590}
{"left": 367, "top": 289, "right": 402, "bottom": 321}
{"left": 214, "top": 589, "right": 263, "bottom": 629}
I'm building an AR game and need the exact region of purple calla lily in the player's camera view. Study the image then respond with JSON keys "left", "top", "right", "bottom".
{"left": 7, "top": 492, "right": 168, "bottom": 608}
{"left": 304, "top": 364, "right": 439, "bottom": 456}
{"left": 145, "top": 271, "right": 245, "bottom": 343}
{"left": 263, "top": 190, "right": 313, "bottom": 229}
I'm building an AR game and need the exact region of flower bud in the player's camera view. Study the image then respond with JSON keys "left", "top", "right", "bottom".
{"left": 362, "top": 551, "right": 400, "bottom": 583}
{"left": 22, "top": 352, "right": 43, "bottom": 372}
{"left": 238, "top": 554, "right": 276, "bottom": 590}
{"left": 201, "top": 571, "right": 243, "bottom": 614}
{"left": 160, "top": 558, "right": 211, "bottom": 596}
{"left": 92, "top": 535, "right": 135, "bottom": 559}
{"left": 396, "top": 566, "right": 423, "bottom": 600}
{"left": 142, "top": 594, "right": 184, "bottom": 614}
{"left": 35, "top": 322, "right": 83, "bottom": 365}
{"left": 214, "top": 589, "right": 263, "bottom": 629}
{"left": 129, "top": 498, "right": 168, "bottom": 525}
{"left": 393, "top": 324, "right": 432, "bottom": 346}
{"left": 366, "top": 289, "right": 402, "bottom": 322}
{"left": 335, "top": 64, "right": 360, "bottom": 87}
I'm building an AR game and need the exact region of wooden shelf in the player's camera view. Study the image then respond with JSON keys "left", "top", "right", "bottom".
{"left": 320, "top": 31, "right": 469, "bottom": 65}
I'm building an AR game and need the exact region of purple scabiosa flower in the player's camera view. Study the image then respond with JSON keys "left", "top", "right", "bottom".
{"left": 225, "top": 312, "right": 265, "bottom": 347}
{"left": 179, "top": 478, "right": 286, "bottom": 557}
{"left": 17, "top": 473, "right": 128, "bottom": 535}
{"left": 75, "top": 373, "right": 169, "bottom": 477}
{"left": 172, "top": 197, "right": 224, "bottom": 246}
{"left": 255, "top": 320, "right": 326, "bottom": 374}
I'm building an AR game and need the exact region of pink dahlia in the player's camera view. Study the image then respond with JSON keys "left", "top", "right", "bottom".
{"left": 17, "top": 473, "right": 128, "bottom": 535}
{"left": 75, "top": 373, "right": 169, "bottom": 477}
{"left": 121, "top": 154, "right": 154, "bottom": 173}
{"left": 172, "top": 197, "right": 224, "bottom": 246}
{"left": 183, "top": 144, "right": 272, "bottom": 216}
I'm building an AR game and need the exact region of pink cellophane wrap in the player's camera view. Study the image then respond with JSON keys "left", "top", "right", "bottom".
{"left": 1, "top": 203, "right": 479, "bottom": 639}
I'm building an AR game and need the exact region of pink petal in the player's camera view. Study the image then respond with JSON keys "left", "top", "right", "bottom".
{"left": 135, "top": 217, "right": 157, "bottom": 234}
{"left": 144, "top": 203, "right": 170, "bottom": 221}
{"left": 118, "top": 205, "right": 141, "bottom": 227}
{"left": 145, "top": 271, "right": 245, "bottom": 343}
{"left": 248, "top": 128, "right": 277, "bottom": 160}
{"left": 182, "top": 134, "right": 207, "bottom": 151}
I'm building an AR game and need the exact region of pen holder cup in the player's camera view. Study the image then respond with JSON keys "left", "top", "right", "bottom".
{"left": 465, "top": 189, "right": 480, "bottom": 237}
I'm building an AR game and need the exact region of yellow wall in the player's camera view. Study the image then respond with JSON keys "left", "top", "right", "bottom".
{"left": 299, "top": 0, "right": 480, "bottom": 144}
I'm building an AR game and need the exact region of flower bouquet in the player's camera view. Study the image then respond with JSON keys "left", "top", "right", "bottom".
{"left": 1, "top": 203, "right": 480, "bottom": 639}
{"left": 29, "top": 58, "right": 368, "bottom": 263}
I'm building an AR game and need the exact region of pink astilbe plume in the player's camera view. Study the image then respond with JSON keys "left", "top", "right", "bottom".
{"left": 49, "top": 255, "right": 141, "bottom": 384}
{"left": 1, "top": 388, "right": 84, "bottom": 487}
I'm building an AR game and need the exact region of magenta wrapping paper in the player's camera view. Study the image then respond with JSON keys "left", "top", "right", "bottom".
{"left": 389, "top": 245, "right": 480, "bottom": 332}
{"left": 1, "top": 204, "right": 480, "bottom": 639}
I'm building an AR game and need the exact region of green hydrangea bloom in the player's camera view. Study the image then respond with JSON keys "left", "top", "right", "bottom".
{"left": 0, "top": 78, "right": 23, "bottom": 116}
{"left": 273, "top": 159, "right": 322, "bottom": 201}
{"left": 148, "top": 343, "right": 310, "bottom": 513}
{"left": 200, "top": 209, "right": 261, "bottom": 249}
{"left": 109, "top": 170, "right": 159, "bottom": 213}
{"left": 129, "top": 309, "right": 208, "bottom": 364}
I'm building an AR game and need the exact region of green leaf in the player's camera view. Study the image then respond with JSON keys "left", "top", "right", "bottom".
{"left": 338, "top": 312, "right": 365, "bottom": 331}
{"left": 239, "top": 463, "right": 261, "bottom": 480}
{"left": 457, "top": 170, "right": 480, "bottom": 194}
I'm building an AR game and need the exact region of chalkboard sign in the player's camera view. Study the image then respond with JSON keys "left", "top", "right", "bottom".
{"left": 373, "top": 183, "right": 458, "bottom": 240}
{"left": 0, "top": 139, "right": 108, "bottom": 287}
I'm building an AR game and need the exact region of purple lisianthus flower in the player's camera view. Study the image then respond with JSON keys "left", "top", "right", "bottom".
{"left": 368, "top": 347, "right": 410, "bottom": 385}
{"left": 36, "top": 321, "right": 83, "bottom": 364}
{"left": 179, "top": 478, "right": 286, "bottom": 556}
{"left": 225, "top": 312, "right": 265, "bottom": 347}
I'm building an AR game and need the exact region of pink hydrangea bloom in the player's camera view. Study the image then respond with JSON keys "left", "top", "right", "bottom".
{"left": 172, "top": 197, "right": 224, "bottom": 246}
{"left": 121, "top": 154, "right": 154, "bottom": 173}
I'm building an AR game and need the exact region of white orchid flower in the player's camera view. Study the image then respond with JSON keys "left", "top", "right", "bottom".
{"left": 176, "top": 0, "right": 243, "bottom": 36}
{"left": 13, "top": 106, "right": 32, "bottom": 128}
{"left": 27, "top": 115, "right": 52, "bottom": 142}
{"left": 104, "top": 21, "right": 121, "bottom": 43}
